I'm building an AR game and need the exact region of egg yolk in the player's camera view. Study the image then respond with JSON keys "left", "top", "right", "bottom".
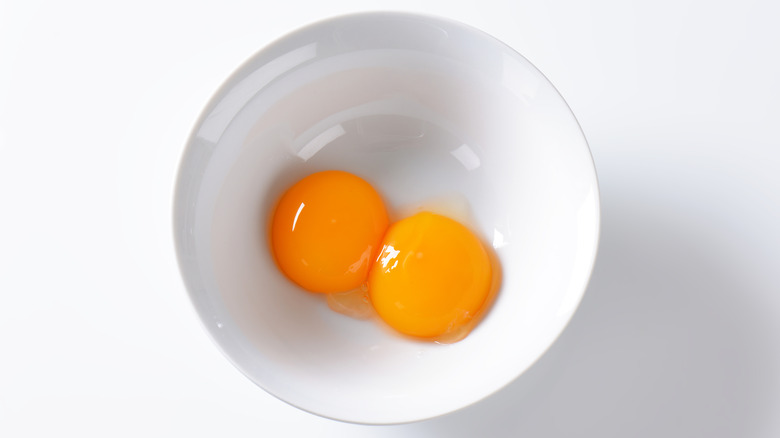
{"left": 270, "top": 170, "right": 389, "bottom": 293}
{"left": 367, "top": 212, "right": 493, "bottom": 339}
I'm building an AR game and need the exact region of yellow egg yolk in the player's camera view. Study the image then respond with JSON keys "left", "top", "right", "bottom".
{"left": 367, "top": 212, "right": 493, "bottom": 339}
{"left": 270, "top": 170, "right": 389, "bottom": 293}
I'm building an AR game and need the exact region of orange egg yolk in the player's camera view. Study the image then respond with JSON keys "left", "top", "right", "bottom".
{"left": 270, "top": 170, "right": 389, "bottom": 293}
{"left": 367, "top": 212, "right": 493, "bottom": 339}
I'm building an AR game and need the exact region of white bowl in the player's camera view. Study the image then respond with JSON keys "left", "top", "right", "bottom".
{"left": 173, "top": 12, "right": 599, "bottom": 424}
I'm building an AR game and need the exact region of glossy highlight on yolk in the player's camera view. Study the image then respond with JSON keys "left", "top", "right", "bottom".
{"left": 270, "top": 170, "right": 389, "bottom": 293}
{"left": 367, "top": 212, "right": 493, "bottom": 340}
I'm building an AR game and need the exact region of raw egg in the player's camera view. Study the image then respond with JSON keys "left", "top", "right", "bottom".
{"left": 270, "top": 171, "right": 497, "bottom": 342}
{"left": 368, "top": 212, "right": 493, "bottom": 340}
{"left": 270, "top": 170, "right": 389, "bottom": 293}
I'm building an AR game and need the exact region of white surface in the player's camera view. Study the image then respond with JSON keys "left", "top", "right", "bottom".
{"left": 1, "top": 0, "right": 779, "bottom": 436}
{"left": 173, "top": 12, "right": 598, "bottom": 424}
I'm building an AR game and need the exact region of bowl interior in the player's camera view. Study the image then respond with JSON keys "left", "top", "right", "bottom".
{"left": 174, "top": 12, "right": 599, "bottom": 424}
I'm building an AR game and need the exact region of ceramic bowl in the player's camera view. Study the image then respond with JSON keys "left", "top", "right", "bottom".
{"left": 173, "top": 12, "right": 599, "bottom": 424}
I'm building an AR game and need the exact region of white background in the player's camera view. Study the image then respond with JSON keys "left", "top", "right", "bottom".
{"left": 2, "top": 0, "right": 779, "bottom": 436}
